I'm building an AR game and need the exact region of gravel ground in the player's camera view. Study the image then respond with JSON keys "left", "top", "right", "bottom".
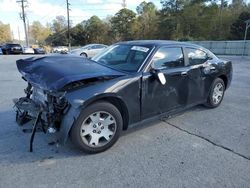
{"left": 0, "top": 55, "right": 249, "bottom": 188}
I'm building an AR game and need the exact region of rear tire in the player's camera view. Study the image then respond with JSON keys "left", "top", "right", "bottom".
{"left": 205, "top": 78, "right": 225, "bottom": 108}
{"left": 70, "top": 101, "right": 123, "bottom": 154}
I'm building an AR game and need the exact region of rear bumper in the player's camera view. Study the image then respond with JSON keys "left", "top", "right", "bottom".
{"left": 10, "top": 50, "right": 23, "bottom": 54}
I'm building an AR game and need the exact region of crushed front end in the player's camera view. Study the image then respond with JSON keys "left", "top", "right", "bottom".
{"left": 13, "top": 82, "right": 69, "bottom": 152}
{"left": 14, "top": 56, "right": 126, "bottom": 152}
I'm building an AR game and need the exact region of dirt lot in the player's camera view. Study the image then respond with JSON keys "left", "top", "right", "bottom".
{"left": 0, "top": 55, "right": 249, "bottom": 188}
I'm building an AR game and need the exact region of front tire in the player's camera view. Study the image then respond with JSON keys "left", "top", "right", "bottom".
{"left": 70, "top": 101, "right": 123, "bottom": 154}
{"left": 205, "top": 78, "right": 225, "bottom": 108}
{"left": 80, "top": 53, "right": 87, "bottom": 57}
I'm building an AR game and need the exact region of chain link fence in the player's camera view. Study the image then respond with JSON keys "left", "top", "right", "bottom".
{"left": 190, "top": 40, "right": 250, "bottom": 56}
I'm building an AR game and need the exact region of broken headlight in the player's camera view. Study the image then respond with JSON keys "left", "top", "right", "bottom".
{"left": 31, "top": 87, "right": 47, "bottom": 105}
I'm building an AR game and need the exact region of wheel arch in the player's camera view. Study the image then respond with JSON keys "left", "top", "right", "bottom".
{"left": 80, "top": 52, "right": 88, "bottom": 57}
{"left": 218, "top": 74, "right": 228, "bottom": 89}
{"left": 83, "top": 95, "right": 130, "bottom": 131}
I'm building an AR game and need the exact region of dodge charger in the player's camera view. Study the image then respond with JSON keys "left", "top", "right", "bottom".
{"left": 13, "top": 40, "right": 233, "bottom": 153}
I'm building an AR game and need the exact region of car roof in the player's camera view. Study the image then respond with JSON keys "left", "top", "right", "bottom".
{"left": 84, "top": 44, "right": 106, "bottom": 46}
{"left": 5, "top": 43, "right": 21, "bottom": 45}
{"left": 116, "top": 40, "right": 202, "bottom": 48}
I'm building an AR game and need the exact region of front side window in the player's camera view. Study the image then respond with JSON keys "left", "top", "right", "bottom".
{"left": 81, "top": 45, "right": 93, "bottom": 50}
{"left": 186, "top": 48, "right": 208, "bottom": 65}
{"left": 151, "top": 47, "right": 184, "bottom": 69}
{"left": 92, "top": 44, "right": 153, "bottom": 72}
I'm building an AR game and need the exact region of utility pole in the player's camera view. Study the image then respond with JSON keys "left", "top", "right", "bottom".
{"left": 17, "top": 0, "right": 29, "bottom": 47}
{"left": 220, "top": 0, "right": 224, "bottom": 10}
{"left": 218, "top": 0, "right": 224, "bottom": 39}
{"left": 27, "top": 18, "right": 30, "bottom": 46}
{"left": 66, "top": 0, "right": 71, "bottom": 50}
{"left": 122, "top": 0, "right": 127, "bottom": 8}
{"left": 242, "top": 19, "right": 250, "bottom": 56}
{"left": 11, "top": 30, "right": 14, "bottom": 41}
{"left": 18, "top": 26, "right": 21, "bottom": 42}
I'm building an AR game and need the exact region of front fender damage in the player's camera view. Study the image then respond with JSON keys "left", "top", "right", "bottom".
{"left": 58, "top": 104, "right": 81, "bottom": 144}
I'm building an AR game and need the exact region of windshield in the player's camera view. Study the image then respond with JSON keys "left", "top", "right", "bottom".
{"left": 81, "top": 45, "right": 93, "bottom": 49}
{"left": 92, "top": 44, "right": 153, "bottom": 72}
{"left": 8, "top": 44, "right": 21, "bottom": 47}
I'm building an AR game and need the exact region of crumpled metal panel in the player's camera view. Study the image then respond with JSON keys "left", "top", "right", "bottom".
{"left": 16, "top": 55, "right": 125, "bottom": 91}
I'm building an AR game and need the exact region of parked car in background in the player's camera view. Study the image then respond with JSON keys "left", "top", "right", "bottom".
{"left": 14, "top": 40, "right": 232, "bottom": 153}
{"left": 70, "top": 44, "right": 108, "bottom": 58}
{"left": 52, "top": 46, "right": 68, "bottom": 54}
{"left": 0, "top": 47, "right": 3, "bottom": 55}
{"left": 1, "top": 43, "right": 23, "bottom": 54}
{"left": 33, "top": 47, "right": 46, "bottom": 54}
{"left": 22, "top": 47, "right": 35, "bottom": 54}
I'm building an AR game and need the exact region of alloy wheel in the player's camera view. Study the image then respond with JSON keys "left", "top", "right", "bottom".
{"left": 80, "top": 111, "right": 117, "bottom": 148}
{"left": 212, "top": 83, "right": 224, "bottom": 105}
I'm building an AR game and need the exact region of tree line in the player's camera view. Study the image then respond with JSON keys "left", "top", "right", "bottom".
{"left": 1, "top": 0, "right": 250, "bottom": 46}
{"left": 0, "top": 22, "right": 11, "bottom": 44}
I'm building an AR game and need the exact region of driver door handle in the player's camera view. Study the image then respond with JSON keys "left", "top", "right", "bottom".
{"left": 181, "top": 71, "right": 188, "bottom": 76}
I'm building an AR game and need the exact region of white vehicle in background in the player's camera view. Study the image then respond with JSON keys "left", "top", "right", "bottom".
{"left": 52, "top": 46, "right": 69, "bottom": 54}
{"left": 22, "top": 47, "right": 35, "bottom": 54}
{"left": 70, "top": 44, "right": 108, "bottom": 58}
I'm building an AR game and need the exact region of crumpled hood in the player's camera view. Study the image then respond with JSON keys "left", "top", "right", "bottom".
{"left": 16, "top": 55, "right": 126, "bottom": 91}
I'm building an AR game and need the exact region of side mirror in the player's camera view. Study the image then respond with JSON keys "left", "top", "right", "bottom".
{"left": 150, "top": 69, "right": 166, "bottom": 85}
{"left": 206, "top": 55, "right": 213, "bottom": 61}
{"left": 158, "top": 72, "right": 166, "bottom": 85}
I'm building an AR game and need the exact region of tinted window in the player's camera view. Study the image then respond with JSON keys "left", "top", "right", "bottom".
{"left": 92, "top": 44, "right": 153, "bottom": 72}
{"left": 81, "top": 45, "right": 92, "bottom": 50}
{"left": 152, "top": 47, "right": 184, "bottom": 69}
{"left": 96, "top": 45, "right": 106, "bottom": 49}
{"left": 7, "top": 44, "right": 21, "bottom": 47}
{"left": 186, "top": 48, "right": 208, "bottom": 65}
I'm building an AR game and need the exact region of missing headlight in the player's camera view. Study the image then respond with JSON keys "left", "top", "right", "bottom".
{"left": 31, "top": 87, "right": 48, "bottom": 105}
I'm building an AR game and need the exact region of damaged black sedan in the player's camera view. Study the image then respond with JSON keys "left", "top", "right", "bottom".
{"left": 13, "top": 40, "right": 233, "bottom": 153}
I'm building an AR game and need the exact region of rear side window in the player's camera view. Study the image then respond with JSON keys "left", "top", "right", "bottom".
{"left": 96, "top": 45, "right": 106, "bottom": 49}
{"left": 89, "top": 45, "right": 96, "bottom": 49}
{"left": 152, "top": 47, "right": 184, "bottom": 69}
{"left": 186, "top": 48, "right": 208, "bottom": 65}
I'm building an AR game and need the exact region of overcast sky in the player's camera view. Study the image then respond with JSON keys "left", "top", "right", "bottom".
{"left": 0, "top": 0, "right": 161, "bottom": 40}
{"left": 0, "top": 0, "right": 249, "bottom": 41}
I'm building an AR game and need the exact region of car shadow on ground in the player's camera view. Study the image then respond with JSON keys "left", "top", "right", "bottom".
{"left": 0, "top": 105, "right": 211, "bottom": 165}
{"left": 123, "top": 104, "right": 210, "bottom": 135}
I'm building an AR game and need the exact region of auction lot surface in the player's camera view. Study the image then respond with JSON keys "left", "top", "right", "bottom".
{"left": 0, "top": 55, "right": 249, "bottom": 188}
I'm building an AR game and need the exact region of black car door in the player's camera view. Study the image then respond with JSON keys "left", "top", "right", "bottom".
{"left": 141, "top": 46, "right": 190, "bottom": 119}
{"left": 183, "top": 47, "right": 216, "bottom": 105}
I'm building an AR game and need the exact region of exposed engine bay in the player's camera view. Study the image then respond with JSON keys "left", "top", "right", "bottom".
{"left": 13, "top": 82, "right": 69, "bottom": 152}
